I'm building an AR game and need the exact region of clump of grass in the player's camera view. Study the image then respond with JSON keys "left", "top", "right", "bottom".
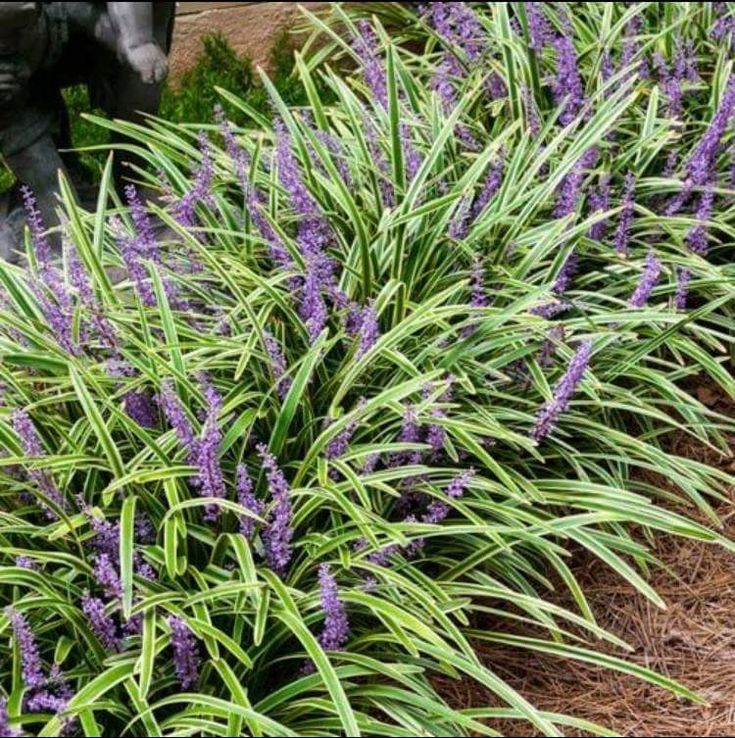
{"left": 0, "top": 3, "right": 734, "bottom": 737}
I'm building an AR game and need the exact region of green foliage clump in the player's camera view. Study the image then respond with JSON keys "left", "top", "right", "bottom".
{"left": 0, "top": 3, "right": 734, "bottom": 737}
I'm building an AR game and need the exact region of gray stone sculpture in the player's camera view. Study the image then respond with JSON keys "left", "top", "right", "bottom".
{"left": 0, "top": 1, "right": 175, "bottom": 262}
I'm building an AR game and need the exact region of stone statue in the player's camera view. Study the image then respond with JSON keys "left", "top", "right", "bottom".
{"left": 0, "top": 1, "right": 175, "bottom": 262}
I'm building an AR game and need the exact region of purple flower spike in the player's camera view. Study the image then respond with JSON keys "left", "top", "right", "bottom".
{"left": 175, "top": 132, "right": 216, "bottom": 230}
{"left": 263, "top": 331, "right": 292, "bottom": 399}
{"left": 82, "top": 592, "right": 122, "bottom": 652}
{"left": 587, "top": 175, "right": 611, "bottom": 240}
{"left": 551, "top": 32, "right": 586, "bottom": 126}
{"left": 168, "top": 616, "right": 200, "bottom": 689}
{"left": 93, "top": 552, "right": 122, "bottom": 600}
{"left": 123, "top": 390, "right": 158, "bottom": 429}
{"left": 686, "top": 185, "right": 715, "bottom": 256}
{"left": 317, "top": 564, "right": 349, "bottom": 651}
{"left": 258, "top": 444, "right": 294, "bottom": 576}
{"left": 0, "top": 698, "right": 21, "bottom": 738}
{"left": 11, "top": 408, "right": 67, "bottom": 517}
{"left": 215, "top": 105, "right": 250, "bottom": 188}
{"left": 629, "top": 250, "right": 662, "bottom": 308}
{"left": 195, "top": 378, "right": 226, "bottom": 521}
{"left": 471, "top": 153, "right": 505, "bottom": 220}
{"left": 531, "top": 340, "right": 592, "bottom": 442}
{"left": 7, "top": 608, "right": 45, "bottom": 692}
{"left": 21, "top": 186, "right": 52, "bottom": 269}
{"left": 674, "top": 267, "right": 691, "bottom": 310}
{"left": 614, "top": 173, "right": 636, "bottom": 256}
{"left": 357, "top": 302, "right": 379, "bottom": 357}
{"left": 667, "top": 77, "right": 735, "bottom": 214}
{"left": 237, "top": 463, "right": 264, "bottom": 539}
{"left": 354, "top": 21, "right": 388, "bottom": 110}
{"left": 159, "top": 381, "right": 199, "bottom": 465}
{"left": 525, "top": 2, "right": 555, "bottom": 51}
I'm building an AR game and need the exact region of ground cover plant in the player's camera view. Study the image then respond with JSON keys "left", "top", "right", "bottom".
{"left": 1, "top": 2, "right": 735, "bottom": 735}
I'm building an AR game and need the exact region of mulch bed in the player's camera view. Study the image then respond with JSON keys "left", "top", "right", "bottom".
{"left": 437, "top": 379, "right": 735, "bottom": 736}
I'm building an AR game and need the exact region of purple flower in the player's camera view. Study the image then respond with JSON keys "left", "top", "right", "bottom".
{"left": 0, "top": 698, "right": 20, "bottom": 738}
{"left": 258, "top": 445, "right": 294, "bottom": 576}
{"left": 123, "top": 390, "right": 158, "bottom": 429}
{"left": 168, "top": 616, "right": 200, "bottom": 690}
{"left": 685, "top": 185, "right": 715, "bottom": 256}
{"left": 525, "top": 2, "right": 555, "bottom": 51}
{"left": 195, "top": 378, "right": 226, "bottom": 521}
{"left": 7, "top": 609, "right": 45, "bottom": 691}
{"left": 111, "top": 215, "right": 156, "bottom": 308}
{"left": 551, "top": 32, "right": 585, "bottom": 126}
{"left": 174, "top": 132, "right": 216, "bottom": 230}
{"left": 357, "top": 302, "right": 379, "bottom": 357}
{"left": 653, "top": 52, "right": 683, "bottom": 119}
{"left": 538, "top": 325, "right": 566, "bottom": 368}
{"left": 93, "top": 552, "right": 122, "bottom": 600}
{"left": 531, "top": 340, "right": 592, "bottom": 442}
{"left": 21, "top": 186, "right": 52, "bottom": 269}
{"left": 215, "top": 105, "right": 250, "bottom": 188}
{"left": 15, "top": 556, "right": 37, "bottom": 570}
{"left": 263, "top": 331, "right": 292, "bottom": 399}
{"left": 587, "top": 174, "right": 611, "bottom": 240}
{"left": 160, "top": 381, "right": 199, "bottom": 464}
{"left": 353, "top": 21, "right": 388, "bottom": 110}
{"left": 530, "top": 300, "right": 570, "bottom": 319}
{"left": 674, "top": 267, "right": 691, "bottom": 310}
{"left": 326, "top": 400, "right": 364, "bottom": 463}
{"left": 629, "top": 250, "right": 662, "bottom": 307}
{"left": 67, "top": 243, "right": 118, "bottom": 350}
{"left": 11, "top": 409, "right": 67, "bottom": 516}
{"left": 81, "top": 591, "right": 122, "bottom": 652}
{"left": 425, "top": 2, "right": 486, "bottom": 62}
{"left": 317, "top": 564, "right": 349, "bottom": 651}
{"left": 614, "top": 173, "right": 636, "bottom": 256}
{"left": 522, "top": 86, "right": 542, "bottom": 137}
{"left": 667, "top": 77, "right": 735, "bottom": 214}
{"left": 471, "top": 153, "right": 505, "bottom": 219}
{"left": 237, "top": 463, "right": 264, "bottom": 539}
{"left": 246, "top": 186, "right": 292, "bottom": 270}
{"left": 552, "top": 251, "right": 579, "bottom": 296}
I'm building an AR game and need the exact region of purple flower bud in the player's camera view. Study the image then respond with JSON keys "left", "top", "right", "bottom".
{"left": 174, "top": 132, "right": 216, "bottom": 230}
{"left": 15, "top": 555, "right": 37, "bottom": 570}
{"left": 629, "top": 250, "right": 662, "bottom": 307}
{"left": 258, "top": 445, "right": 294, "bottom": 576}
{"left": 531, "top": 340, "right": 592, "bottom": 442}
{"left": 613, "top": 173, "right": 636, "bottom": 256}
{"left": 81, "top": 591, "right": 122, "bottom": 652}
{"left": 552, "top": 251, "right": 579, "bottom": 296}
{"left": 317, "top": 564, "right": 349, "bottom": 651}
{"left": 168, "top": 616, "right": 200, "bottom": 689}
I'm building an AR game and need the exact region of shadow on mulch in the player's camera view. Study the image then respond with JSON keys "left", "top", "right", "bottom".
{"left": 436, "top": 378, "right": 735, "bottom": 737}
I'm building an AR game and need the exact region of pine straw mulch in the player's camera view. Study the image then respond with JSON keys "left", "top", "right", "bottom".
{"left": 435, "top": 379, "right": 735, "bottom": 737}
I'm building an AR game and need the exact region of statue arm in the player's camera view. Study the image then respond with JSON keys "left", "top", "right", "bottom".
{"left": 106, "top": 3, "right": 169, "bottom": 85}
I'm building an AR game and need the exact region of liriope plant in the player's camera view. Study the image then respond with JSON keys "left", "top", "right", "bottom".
{"left": 0, "top": 2, "right": 734, "bottom": 736}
